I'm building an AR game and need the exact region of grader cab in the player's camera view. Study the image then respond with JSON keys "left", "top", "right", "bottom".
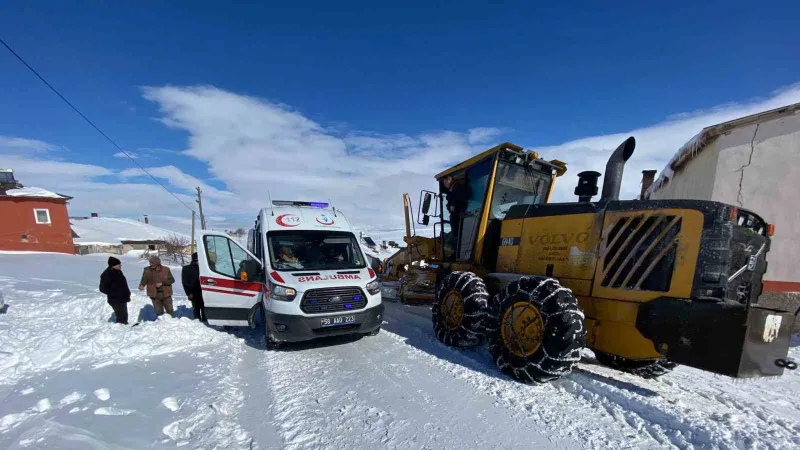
{"left": 393, "top": 137, "right": 797, "bottom": 383}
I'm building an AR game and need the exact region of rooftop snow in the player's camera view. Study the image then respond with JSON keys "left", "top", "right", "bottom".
{"left": 2, "top": 186, "right": 70, "bottom": 199}
{"left": 71, "top": 217, "right": 189, "bottom": 246}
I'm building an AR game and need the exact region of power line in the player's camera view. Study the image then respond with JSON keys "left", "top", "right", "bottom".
{"left": 0, "top": 37, "right": 197, "bottom": 214}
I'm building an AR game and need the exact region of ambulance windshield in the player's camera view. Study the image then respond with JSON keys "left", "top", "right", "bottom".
{"left": 267, "top": 230, "right": 367, "bottom": 271}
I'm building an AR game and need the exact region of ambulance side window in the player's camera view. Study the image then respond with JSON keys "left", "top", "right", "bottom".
{"left": 204, "top": 235, "right": 263, "bottom": 281}
{"left": 204, "top": 236, "right": 236, "bottom": 278}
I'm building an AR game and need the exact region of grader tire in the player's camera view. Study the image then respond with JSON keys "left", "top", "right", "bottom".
{"left": 432, "top": 271, "right": 491, "bottom": 348}
{"left": 489, "top": 276, "right": 585, "bottom": 384}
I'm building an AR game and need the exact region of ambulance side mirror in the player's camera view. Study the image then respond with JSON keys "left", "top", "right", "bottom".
{"left": 238, "top": 259, "right": 264, "bottom": 283}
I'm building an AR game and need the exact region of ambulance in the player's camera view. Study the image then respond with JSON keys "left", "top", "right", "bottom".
{"left": 196, "top": 201, "right": 384, "bottom": 349}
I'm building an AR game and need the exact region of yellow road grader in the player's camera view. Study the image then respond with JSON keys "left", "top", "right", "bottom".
{"left": 382, "top": 137, "right": 797, "bottom": 383}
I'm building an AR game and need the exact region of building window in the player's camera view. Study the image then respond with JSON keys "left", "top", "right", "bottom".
{"left": 34, "top": 209, "right": 51, "bottom": 224}
{"left": 148, "top": 244, "right": 156, "bottom": 251}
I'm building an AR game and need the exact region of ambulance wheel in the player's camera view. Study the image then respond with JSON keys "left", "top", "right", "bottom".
{"left": 432, "top": 271, "right": 491, "bottom": 348}
{"left": 488, "top": 276, "right": 585, "bottom": 384}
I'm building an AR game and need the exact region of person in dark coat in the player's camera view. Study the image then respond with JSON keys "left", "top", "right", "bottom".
{"left": 182, "top": 252, "right": 206, "bottom": 322}
{"left": 443, "top": 174, "right": 468, "bottom": 219}
{"left": 442, "top": 174, "right": 469, "bottom": 256}
{"left": 99, "top": 256, "right": 131, "bottom": 324}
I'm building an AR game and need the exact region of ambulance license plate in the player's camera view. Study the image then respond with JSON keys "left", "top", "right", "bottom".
{"left": 320, "top": 315, "right": 356, "bottom": 328}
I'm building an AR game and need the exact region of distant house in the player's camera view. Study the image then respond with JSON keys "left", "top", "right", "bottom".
{"left": 0, "top": 169, "right": 75, "bottom": 254}
{"left": 645, "top": 102, "right": 800, "bottom": 304}
{"left": 71, "top": 216, "right": 189, "bottom": 256}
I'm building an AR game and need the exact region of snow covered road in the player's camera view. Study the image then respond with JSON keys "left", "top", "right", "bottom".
{"left": 1, "top": 253, "right": 799, "bottom": 449}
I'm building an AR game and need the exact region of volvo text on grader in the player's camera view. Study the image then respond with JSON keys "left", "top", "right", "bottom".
{"left": 382, "top": 137, "right": 797, "bottom": 384}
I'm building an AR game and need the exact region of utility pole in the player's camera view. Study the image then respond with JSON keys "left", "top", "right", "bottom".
{"left": 191, "top": 210, "right": 196, "bottom": 254}
{"left": 196, "top": 187, "right": 206, "bottom": 230}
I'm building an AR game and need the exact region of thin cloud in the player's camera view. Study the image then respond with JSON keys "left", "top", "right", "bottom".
{"left": 114, "top": 151, "right": 138, "bottom": 159}
{"left": 138, "top": 147, "right": 180, "bottom": 155}
{"left": 0, "top": 136, "right": 60, "bottom": 153}
{"left": 118, "top": 165, "right": 236, "bottom": 201}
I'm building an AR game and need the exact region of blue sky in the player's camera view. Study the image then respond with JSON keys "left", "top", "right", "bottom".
{"left": 1, "top": 1, "right": 799, "bottom": 233}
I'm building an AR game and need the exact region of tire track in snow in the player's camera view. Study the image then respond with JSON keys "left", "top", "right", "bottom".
{"left": 385, "top": 304, "right": 688, "bottom": 448}
{"left": 256, "top": 330, "right": 578, "bottom": 450}
{"left": 384, "top": 303, "right": 800, "bottom": 450}
{"left": 571, "top": 352, "right": 800, "bottom": 449}
{"left": 384, "top": 303, "right": 660, "bottom": 448}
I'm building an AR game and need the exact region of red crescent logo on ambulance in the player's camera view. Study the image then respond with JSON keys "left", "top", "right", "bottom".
{"left": 276, "top": 214, "right": 301, "bottom": 227}
{"left": 316, "top": 214, "right": 334, "bottom": 226}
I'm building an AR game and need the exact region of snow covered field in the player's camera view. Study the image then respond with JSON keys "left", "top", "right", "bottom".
{"left": 1, "top": 253, "right": 799, "bottom": 449}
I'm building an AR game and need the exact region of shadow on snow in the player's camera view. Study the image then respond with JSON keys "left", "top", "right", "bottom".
{"left": 106, "top": 304, "right": 197, "bottom": 324}
{"left": 208, "top": 308, "right": 367, "bottom": 353}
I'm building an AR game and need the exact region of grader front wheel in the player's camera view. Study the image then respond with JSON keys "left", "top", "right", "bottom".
{"left": 489, "top": 276, "right": 586, "bottom": 384}
{"left": 432, "top": 271, "right": 491, "bottom": 348}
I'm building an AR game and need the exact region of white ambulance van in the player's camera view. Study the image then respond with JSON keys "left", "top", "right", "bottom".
{"left": 196, "top": 201, "right": 383, "bottom": 349}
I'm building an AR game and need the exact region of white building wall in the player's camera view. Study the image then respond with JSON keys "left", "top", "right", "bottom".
{"left": 710, "top": 114, "right": 800, "bottom": 284}
{"left": 650, "top": 139, "right": 722, "bottom": 200}
{"left": 650, "top": 113, "right": 800, "bottom": 286}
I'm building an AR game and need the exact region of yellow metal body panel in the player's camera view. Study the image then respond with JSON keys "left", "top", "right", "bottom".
{"left": 580, "top": 297, "right": 663, "bottom": 360}
{"left": 591, "top": 208, "right": 703, "bottom": 302}
{"left": 472, "top": 157, "right": 500, "bottom": 265}
{"left": 546, "top": 180, "right": 556, "bottom": 203}
{"left": 515, "top": 213, "right": 602, "bottom": 280}
{"left": 560, "top": 279, "right": 592, "bottom": 296}
{"left": 497, "top": 219, "right": 523, "bottom": 273}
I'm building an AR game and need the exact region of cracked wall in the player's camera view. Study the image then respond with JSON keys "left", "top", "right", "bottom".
{"left": 712, "top": 114, "right": 800, "bottom": 285}
{"left": 651, "top": 113, "right": 800, "bottom": 287}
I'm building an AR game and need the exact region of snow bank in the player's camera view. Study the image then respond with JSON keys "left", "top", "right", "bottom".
{"left": 0, "top": 253, "right": 253, "bottom": 448}
{"left": 0, "top": 254, "right": 222, "bottom": 385}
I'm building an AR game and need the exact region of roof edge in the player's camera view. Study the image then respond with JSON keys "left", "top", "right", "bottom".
{"left": 434, "top": 142, "right": 524, "bottom": 179}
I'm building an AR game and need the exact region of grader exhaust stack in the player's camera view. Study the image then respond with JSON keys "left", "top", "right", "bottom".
{"left": 600, "top": 136, "right": 636, "bottom": 202}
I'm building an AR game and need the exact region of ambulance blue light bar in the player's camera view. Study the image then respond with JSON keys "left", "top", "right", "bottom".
{"left": 272, "top": 200, "right": 329, "bottom": 208}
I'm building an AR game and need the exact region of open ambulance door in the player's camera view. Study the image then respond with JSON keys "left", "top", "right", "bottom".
{"left": 196, "top": 231, "right": 266, "bottom": 327}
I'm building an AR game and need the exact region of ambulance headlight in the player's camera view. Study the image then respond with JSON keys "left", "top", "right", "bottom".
{"left": 366, "top": 280, "right": 381, "bottom": 295}
{"left": 270, "top": 281, "right": 297, "bottom": 301}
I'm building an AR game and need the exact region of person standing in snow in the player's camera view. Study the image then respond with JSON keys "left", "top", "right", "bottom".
{"left": 181, "top": 252, "right": 206, "bottom": 322}
{"left": 138, "top": 255, "right": 175, "bottom": 318}
{"left": 99, "top": 256, "right": 131, "bottom": 324}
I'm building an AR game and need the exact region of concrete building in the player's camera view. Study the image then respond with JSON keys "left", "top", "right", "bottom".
{"left": 645, "top": 102, "right": 800, "bottom": 310}
{"left": 0, "top": 169, "right": 75, "bottom": 254}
